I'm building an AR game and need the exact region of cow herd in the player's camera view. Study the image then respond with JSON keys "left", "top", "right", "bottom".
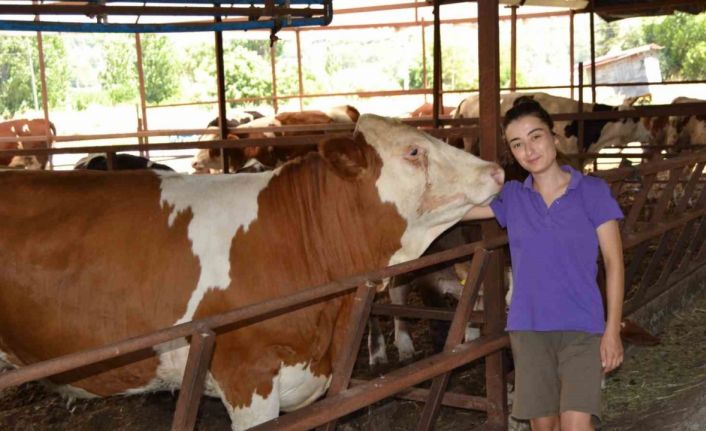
{"left": 2, "top": 94, "right": 704, "bottom": 177}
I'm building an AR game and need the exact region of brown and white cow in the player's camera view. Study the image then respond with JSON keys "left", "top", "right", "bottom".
{"left": 0, "top": 114, "right": 503, "bottom": 430}
{"left": 409, "top": 102, "right": 455, "bottom": 119}
{"left": 454, "top": 92, "right": 653, "bottom": 160}
{"left": 665, "top": 97, "right": 706, "bottom": 148}
{"left": 0, "top": 118, "right": 56, "bottom": 168}
{"left": 192, "top": 105, "right": 360, "bottom": 174}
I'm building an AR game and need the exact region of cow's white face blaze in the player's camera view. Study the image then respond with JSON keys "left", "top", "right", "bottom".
{"left": 356, "top": 114, "right": 503, "bottom": 264}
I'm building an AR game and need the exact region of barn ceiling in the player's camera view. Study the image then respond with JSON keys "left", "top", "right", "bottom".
{"left": 590, "top": 0, "right": 706, "bottom": 22}
{"left": 501, "top": 0, "right": 705, "bottom": 21}
{"left": 0, "top": 0, "right": 333, "bottom": 33}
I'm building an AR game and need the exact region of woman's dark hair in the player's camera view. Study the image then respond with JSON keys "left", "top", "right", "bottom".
{"left": 502, "top": 95, "right": 554, "bottom": 133}
{"left": 500, "top": 95, "right": 571, "bottom": 177}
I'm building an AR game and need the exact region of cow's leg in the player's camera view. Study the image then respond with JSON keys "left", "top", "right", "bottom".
{"left": 367, "top": 316, "right": 388, "bottom": 366}
{"left": 389, "top": 282, "right": 416, "bottom": 361}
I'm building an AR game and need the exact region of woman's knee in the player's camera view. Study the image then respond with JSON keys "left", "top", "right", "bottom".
{"left": 560, "top": 410, "right": 593, "bottom": 431}
{"left": 530, "top": 415, "right": 560, "bottom": 431}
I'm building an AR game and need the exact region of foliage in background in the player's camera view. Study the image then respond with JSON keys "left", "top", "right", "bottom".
{"left": 141, "top": 34, "right": 180, "bottom": 104}
{"left": 99, "top": 36, "right": 138, "bottom": 104}
{"left": 595, "top": 12, "right": 706, "bottom": 81}
{"left": 222, "top": 42, "right": 274, "bottom": 107}
{"left": 641, "top": 12, "right": 706, "bottom": 80}
{"left": 99, "top": 34, "right": 180, "bottom": 105}
{"left": 2, "top": 11, "right": 705, "bottom": 118}
{"left": 0, "top": 35, "right": 69, "bottom": 118}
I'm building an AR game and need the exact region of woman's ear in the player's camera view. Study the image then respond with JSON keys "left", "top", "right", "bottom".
{"left": 318, "top": 135, "right": 369, "bottom": 179}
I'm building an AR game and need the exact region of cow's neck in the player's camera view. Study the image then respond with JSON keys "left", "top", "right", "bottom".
{"left": 258, "top": 155, "right": 407, "bottom": 284}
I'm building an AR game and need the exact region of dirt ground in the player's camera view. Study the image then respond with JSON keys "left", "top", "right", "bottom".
{"left": 1, "top": 284, "right": 704, "bottom": 430}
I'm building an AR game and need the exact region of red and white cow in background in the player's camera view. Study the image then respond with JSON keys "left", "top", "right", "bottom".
{"left": 192, "top": 105, "right": 359, "bottom": 174}
{"left": 0, "top": 118, "right": 56, "bottom": 169}
{"left": 666, "top": 97, "right": 706, "bottom": 147}
{"left": 0, "top": 114, "right": 503, "bottom": 430}
{"left": 408, "top": 102, "right": 456, "bottom": 118}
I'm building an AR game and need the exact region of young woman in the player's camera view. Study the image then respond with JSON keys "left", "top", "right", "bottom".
{"left": 465, "top": 97, "right": 624, "bottom": 431}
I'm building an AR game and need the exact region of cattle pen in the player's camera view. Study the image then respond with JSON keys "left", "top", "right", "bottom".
{"left": 2, "top": 1, "right": 706, "bottom": 431}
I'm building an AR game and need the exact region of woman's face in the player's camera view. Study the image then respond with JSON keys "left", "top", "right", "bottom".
{"left": 504, "top": 115, "right": 559, "bottom": 175}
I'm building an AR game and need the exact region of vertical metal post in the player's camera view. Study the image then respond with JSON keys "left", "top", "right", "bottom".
{"left": 295, "top": 30, "right": 304, "bottom": 111}
{"left": 270, "top": 44, "right": 279, "bottom": 113}
{"left": 589, "top": 1, "right": 597, "bottom": 103}
{"left": 570, "top": 11, "right": 575, "bottom": 100}
{"left": 171, "top": 328, "right": 216, "bottom": 431}
{"left": 421, "top": 19, "right": 428, "bottom": 102}
{"left": 415, "top": 250, "right": 491, "bottom": 430}
{"left": 214, "top": 14, "right": 229, "bottom": 173}
{"left": 35, "top": 30, "right": 52, "bottom": 169}
{"left": 432, "top": 0, "right": 442, "bottom": 128}
{"left": 478, "top": 1, "right": 508, "bottom": 428}
{"left": 510, "top": 5, "right": 517, "bottom": 92}
{"left": 135, "top": 33, "right": 149, "bottom": 157}
{"left": 317, "top": 284, "right": 377, "bottom": 431}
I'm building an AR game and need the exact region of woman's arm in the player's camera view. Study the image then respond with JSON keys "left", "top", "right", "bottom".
{"left": 597, "top": 219, "right": 624, "bottom": 373}
{"left": 462, "top": 205, "right": 495, "bottom": 221}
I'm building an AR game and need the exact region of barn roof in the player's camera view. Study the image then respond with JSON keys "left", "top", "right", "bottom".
{"left": 501, "top": 0, "right": 705, "bottom": 21}
{"left": 591, "top": 0, "right": 706, "bottom": 22}
{"left": 0, "top": 1, "right": 332, "bottom": 33}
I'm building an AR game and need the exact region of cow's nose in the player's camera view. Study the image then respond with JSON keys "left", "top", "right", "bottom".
{"left": 490, "top": 165, "right": 504, "bottom": 186}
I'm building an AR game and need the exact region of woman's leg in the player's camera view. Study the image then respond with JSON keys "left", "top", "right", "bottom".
{"left": 530, "top": 415, "right": 560, "bottom": 431}
{"left": 560, "top": 410, "right": 594, "bottom": 431}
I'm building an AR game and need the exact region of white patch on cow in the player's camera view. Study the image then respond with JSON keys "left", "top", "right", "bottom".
{"left": 157, "top": 171, "right": 277, "bottom": 324}
{"left": 128, "top": 338, "right": 222, "bottom": 399}
{"left": 278, "top": 362, "right": 330, "bottom": 411}
{"left": 230, "top": 384, "right": 280, "bottom": 430}
{"left": 223, "top": 362, "right": 329, "bottom": 430}
{"left": 237, "top": 116, "right": 281, "bottom": 138}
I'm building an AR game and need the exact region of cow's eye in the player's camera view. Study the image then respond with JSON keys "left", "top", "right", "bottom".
{"left": 407, "top": 146, "right": 423, "bottom": 158}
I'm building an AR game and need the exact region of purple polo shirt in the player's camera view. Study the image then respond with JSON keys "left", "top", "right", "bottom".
{"left": 490, "top": 166, "right": 623, "bottom": 334}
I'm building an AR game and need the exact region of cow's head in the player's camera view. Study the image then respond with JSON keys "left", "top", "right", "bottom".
{"left": 321, "top": 114, "right": 503, "bottom": 263}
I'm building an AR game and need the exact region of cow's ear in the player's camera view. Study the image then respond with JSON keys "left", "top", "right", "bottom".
{"left": 319, "top": 136, "right": 368, "bottom": 179}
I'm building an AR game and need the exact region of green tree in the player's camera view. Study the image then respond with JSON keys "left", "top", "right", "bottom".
{"left": 408, "top": 46, "right": 477, "bottom": 91}
{"left": 99, "top": 36, "right": 138, "bottom": 103}
{"left": 222, "top": 41, "right": 273, "bottom": 107}
{"left": 0, "top": 35, "right": 69, "bottom": 117}
{"left": 140, "top": 34, "right": 179, "bottom": 104}
{"left": 642, "top": 12, "right": 706, "bottom": 80}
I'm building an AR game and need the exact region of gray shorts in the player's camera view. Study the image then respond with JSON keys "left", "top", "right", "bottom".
{"left": 509, "top": 331, "right": 603, "bottom": 422}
